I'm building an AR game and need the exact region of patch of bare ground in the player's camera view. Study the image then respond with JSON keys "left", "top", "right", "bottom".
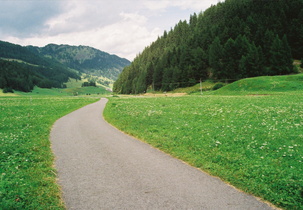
{"left": 247, "top": 94, "right": 272, "bottom": 96}
{"left": 143, "top": 93, "right": 187, "bottom": 97}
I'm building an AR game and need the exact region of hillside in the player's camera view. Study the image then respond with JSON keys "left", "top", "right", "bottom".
{"left": 114, "top": 0, "right": 303, "bottom": 94}
{"left": 0, "top": 41, "right": 130, "bottom": 92}
{"left": 0, "top": 41, "right": 80, "bottom": 92}
{"left": 27, "top": 44, "right": 130, "bottom": 82}
{"left": 213, "top": 73, "right": 303, "bottom": 95}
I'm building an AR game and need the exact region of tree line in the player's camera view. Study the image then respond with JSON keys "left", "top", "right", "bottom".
{"left": 114, "top": 0, "right": 303, "bottom": 94}
{"left": 0, "top": 41, "right": 81, "bottom": 92}
{"left": 0, "top": 59, "right": 80, "bottom": 92}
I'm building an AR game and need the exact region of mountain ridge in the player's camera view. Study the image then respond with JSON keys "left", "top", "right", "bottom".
{"left": 0, "top": 40, "right": 81, "bottom": 92}
{"left": 0, "top": 40, "right": 130, "bottom": 92}
{"left": 27, "top": 44, "right": 130, "bottom": 81}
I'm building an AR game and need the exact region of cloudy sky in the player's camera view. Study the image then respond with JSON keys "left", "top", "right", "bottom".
{"left": 0, "top": 0, "right": 221, "bottom": 61}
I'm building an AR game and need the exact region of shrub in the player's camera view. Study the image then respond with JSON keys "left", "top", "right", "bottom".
{"left": 212, "top": 83, "right": 224, "bottom": 90}
{"left": 3, "top": 87, "right": 14, "bottom": 93}
{"left": 82, "top": 81, "right": 96, "bottom": 87}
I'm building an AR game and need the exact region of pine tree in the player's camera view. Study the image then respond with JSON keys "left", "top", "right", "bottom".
{"left": 162, "top": 67, "right": 173, "bottom": 91}
{"left": 240, "top": 43, "right": 264, "bottom": 78}
{"left": 153, "top": 58, "right": 164, "bottom": 90}
{"left": 222, "top": 38, "right": 238, "bottom": 80}
{"left": 189, "top": 13, "right": 198, "bottom": 28}
{"left": 281, "top": 35, "right": 293, "bottom": 74}
{"left": 209, "top": 37, "right": 224, "bottom": 79}
{"left": 269, "top": 35, "right": 294, "bottom": 75}
{"left": 179, "top": 46, "right": 191, "bottom": 87}
{"left": 262, "top": 30, "right": 276, "bottom": 67}
{"left": 269, "top": 35, "right": 284, "bottom": 75}
{"left": 145, "top": 62, "right": 154, "bottom": 87}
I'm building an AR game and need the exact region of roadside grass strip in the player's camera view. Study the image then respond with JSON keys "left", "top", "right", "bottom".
{"left": 0, "top": 96, "right": 99, "bottom": 209}
{"left": 104, "top": 95, "right": 303, "bottom": 209}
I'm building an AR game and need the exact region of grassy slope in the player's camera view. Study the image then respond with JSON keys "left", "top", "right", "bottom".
{"left": 213, "top": 73, "right": 303, "bottom": 95}
{"left": 63, "top": 77, "right": 110, "bottom": 96}
{"left": 170, "top": 81, "right": 219, "bottom": 94}
{"left": 0, "top": 91, "right": 19, "bottom": 97}
{"left": 0, "top": 83, "right": 110, "bottom": 97}
{"left": 104, "top": 74, "right": 303, "bottom": 209}
{"left": 0, "top": 74, "right": 110, "bottom": 97}
{"left": 0, "top": 96, "right": 100, "bottom": 209}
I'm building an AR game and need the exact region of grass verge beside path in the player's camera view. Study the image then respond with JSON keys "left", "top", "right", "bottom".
{"left": 0, "top": 96, "right": 99, "bottom": 209}
{"left": 104, "top": 95, "right": 303, "bottom": 209}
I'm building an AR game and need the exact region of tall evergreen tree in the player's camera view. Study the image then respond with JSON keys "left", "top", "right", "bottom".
{"left": 162, "top": 67, "right": 174, "bottom": 91}
{"left": 209, "top": 37, "right": 224, "bottom": 79}
{"left": 240, "top": 43, "right": 264, "bottom": 78}
{"left": 262, "top": 30, "right": 276, "bottom": 67}
{"left": 281, "top": 35, "right": 294, "bottom": 74}
{"left": 269, "top": 35, "right": 293, "bottom": 75}
{"left": 222, "top": 38, "right": 239, "bottom": 80}
{"left": 153, "top": 57, "right": 165, "bottom": 90}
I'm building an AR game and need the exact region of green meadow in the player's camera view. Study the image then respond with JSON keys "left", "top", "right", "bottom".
{"left": 213, "top": 74, "right": 303, "bottom": 95}
{"left": 104, "top": 76, "right": 303, "bottom": 209}
{"left": 15, "top": 86, "right": 109, "bottom": 97}
{"left": 1, "top": 73, "right": 303, "bottom": 209}
{"left": 0, "top": 96, "right": 99, "bottom": 209}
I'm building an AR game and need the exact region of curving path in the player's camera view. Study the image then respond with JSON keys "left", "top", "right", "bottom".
{"left": 50, "top": 98, "right": 275, "bottom": 210}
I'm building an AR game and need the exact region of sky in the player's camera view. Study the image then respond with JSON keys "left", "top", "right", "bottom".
{"left": 0, "top": 0, "right": 222, "bottom": 61}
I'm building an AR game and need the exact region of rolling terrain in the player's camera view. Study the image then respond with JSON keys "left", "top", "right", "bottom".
{"left": 0, "top": 40, "right": 130, "bottom": 93}
{"left": 0, "top": 41, "right": 80, "bottom": 92}
{"left": 27, "top": 44, "right": 130, "bottom": 86}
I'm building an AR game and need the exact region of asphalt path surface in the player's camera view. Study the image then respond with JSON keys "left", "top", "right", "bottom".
{"left": 50, "top": 98, "right": 275, "bottom": 210}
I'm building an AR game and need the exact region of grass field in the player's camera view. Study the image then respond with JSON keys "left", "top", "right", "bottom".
{"left": 1, "top": 72, "right": 303, "bottom": 209}
{"left": 104, "top": 93, "right": 303, "bottom": 209}
{"left": 170, "top": 81, "right": 221, "bottom": 94}
{"left": 0, "top": 96, "right": 99, "bottom": 209}
{"left": 64, "top": 77, "right": 112, "bottom": 94}
{"left": 1, "top": 85, "right": 110, "bottom": 97}
{"left": 0, "top": 91, "right": 18, "bottom": 97}
{"left": 212, "top": 73, "right": 303, "bottom": 95}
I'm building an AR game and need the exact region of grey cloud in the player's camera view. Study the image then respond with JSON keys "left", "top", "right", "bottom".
{"left": 39, "top": 0, "right": 135, "bottom": 36}
{"left": 0, "top": 0, "right": 219, "bottom": 60}
{"left": 0, "top": 0, "right": 63, "bottom": 37}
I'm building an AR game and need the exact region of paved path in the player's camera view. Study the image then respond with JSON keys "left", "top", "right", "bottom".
{"left": 50, "top": 98, "right": 274, "bottom": 210}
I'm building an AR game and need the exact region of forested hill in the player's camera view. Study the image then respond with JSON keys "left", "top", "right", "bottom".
{"left": 114, "top": 0, "right": 303, "bottom": 94}
{"left": 27, "top": 44, "right": 131, "bottom": 81}
{"left": 0, "top": 41, "right": 80, "bottom": 92}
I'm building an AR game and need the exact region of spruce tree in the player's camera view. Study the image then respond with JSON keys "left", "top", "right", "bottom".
{"left": 269, "top": 35, "right": 293, "bottom": 75}
{"left": 222, "top": 38, "right": 238, "bottom": 80}
{"left": 240, "top": 43, "right": 264, "bottom": 78}
{"left": 162, "top": 67, "right": 173, "bottom": 91}
{"left": 281, "top": 35, "right": 293, "bottom": 74}
{"left": 209, "top": 37, "right": 224, "bottom": 79}
{"left": 262, "top": 30, "right": 275, "bottom": 67}
{"left": 269, "top": 35, "right": 282, "bottom": 75}
{"left": 153, "top": 58, "right": 164, "bottom": 90}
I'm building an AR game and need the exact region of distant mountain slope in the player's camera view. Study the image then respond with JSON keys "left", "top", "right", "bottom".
{"left": 0, "top": 41, "right": 80, "bottom": 92}
{"left": 27, "top": 44, "right": 131, "bottom": 81}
